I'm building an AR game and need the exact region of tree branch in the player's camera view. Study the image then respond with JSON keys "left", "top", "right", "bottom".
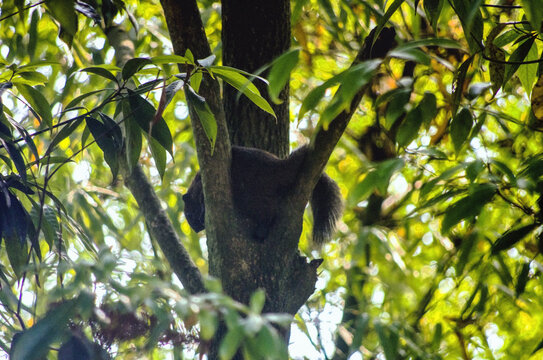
{"left": 123, "top": 164, "right": 206, "bottom": 294}
{"left": 106, "top": 25, "right": 205, "bottom": 294}
{"left": 294, "top": 27, "right": 397, "bottom": 206}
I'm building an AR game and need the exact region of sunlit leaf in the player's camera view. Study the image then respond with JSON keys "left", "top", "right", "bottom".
{"left": 441, "top": 183, "right": 496, "bottom": 233}
{"left": 211, "top": 66, "right": 276, "bottom": 118}
{"left": 15, "top": 84, "right": 53, "bottom": 127}
{"left": 491, "top": 223, "right": 537, "bottom": 255}
{"left": 450, "top": 107, "right": 473, "bottom": 154}
{"left": 267, "top": 48, "right": 300, "bottom": 103}
{"left": 122, "top": 57, "right": 152, "bottom": 80}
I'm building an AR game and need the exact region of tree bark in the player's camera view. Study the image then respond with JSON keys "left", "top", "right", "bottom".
{"left": 222, "top": 0, "right": 290, "bottom": 157}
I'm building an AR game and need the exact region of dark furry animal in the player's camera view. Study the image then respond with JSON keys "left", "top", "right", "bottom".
{"left": 182, "top": 146, "right": 343, "bottom": 245}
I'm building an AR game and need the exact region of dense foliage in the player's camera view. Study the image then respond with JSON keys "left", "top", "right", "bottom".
{"left": 1, "top": 0, "right": 543, "bottom": 359}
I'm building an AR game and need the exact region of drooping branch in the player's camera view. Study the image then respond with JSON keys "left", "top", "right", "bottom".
{"left": 105, "top": 25, "right": 205, "bottom": 294}
{"left": 294, "top": 27, "right": 397, "bottom": 205}
{"left": 123, "top": 164, "right": 206, "bottom": 294}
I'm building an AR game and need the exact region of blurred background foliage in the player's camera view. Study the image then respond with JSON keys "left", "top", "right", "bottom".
{"left": 1, "top": 0, "right": 543, "bottom": 359}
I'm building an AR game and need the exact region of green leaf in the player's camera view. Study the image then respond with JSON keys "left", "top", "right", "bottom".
{"left": 494, "top": 29, "right": 521, "bottom": 48}
{"left": 452, "top": 56, "right": 474, "bottom": 114}
{"left": 452, "top": 0, "right": 484, "bottom": 53}
{"left": 0, "top": 139, "right": 27, "bottom": 181}
{"left": 15, "top": 84, "right": 53, "bottom": 127}
{"left": 515, "top": 261, "right": 531, "bottom": 296}
{"left": 28, "top": 10, "right": 39, "bottom": 61}
{"left": 199, "top": 309, "right": 218, "bottom": 341}
{"left": 219, "top": 326, "right": 243, "bottom": 360}
{"left": 375, "top": 321, "right": 399, "bottom": 360}
{"left": 396, "top": 106, "right": 423, "bottom": 147}
{"left": 4, "top": 231, "right": 28, "bottom": 279}
{"left": 465, "top": 159, "right": 484, "bottom": 182}
{"left": 64, "top": 89, "right": 109, "bottom": 111}
{"left": 185, "top": 85, "right": 217, "bottom": 150}
{"left": 389, "top": 48, "right": 430, "bottom": 65}
{"left": 517, "top": 40, "right": 539, "bottom": 97}
{"left": 30, "top": 204, "right": 60, "bottom": 249}
{"left": 46, "top": 117, "right": 84, "bottom": 155}
{"left": 441, "top": 183, "right": 496, "bottom": 233}
{"left": 450, "top": 107, "right": 473, "bottom": 154}
{"left": 491, "top": 159, "right": 516, "bottom": 185}
{"left": 349, "top": 170, "right": 380, "bottom": 203}
{"left": 503, "top": 36, "right": 536, "bottom": 88}
{"left": 419, "top": 92, "right": 438, "bottom": 124}
{"left": 382, "top": 87, "right": 411, "bottom": 128}
{"left": 249, "top": 289, "right": 266, "bottom": 314}
{"left": 85, "top": 116, "right": 120, "bottom": 177}
{"left": 393, "top": 38, "right": 462, "bottom": 52}
{"left": 267, "top": 48, "right": 300, "bottom": 103}
{"left": 211, "top": 66, "right": 276, "bottom": 118}
{"left": 149, "top": 137, "right": 166, "bottom": 180}
{"left": 122, "top": 99, "right": 142, "bottom": 170}
{"left": 150, "top": 54, "right": 191, "bottom": 65}
{"left": 80, "top": 66, "right": 119, "bottom": 83}
{"left": 424, "top": 0, "right": 445, "bottom": 30}
{"left": 491, "top": 223, "right": 537, "bottom": 255}
{"left": 126, "top": 91, "right": 173, "bottom": 156}
{"left": 375, "top": 158, "right": 405, "bottom": 194}
{"left": 122, "top": 57, "right": 152, "bottom": 80}
{"left": 190, "top": 70, "right": 203, "bottom": 92}
{"left": 522, "top": 0, "right": 543, "bottom": 34}
{"left": 45, "top": 0, "right": 78, "bottom": 39}
{"left": 15, "top": 71, "right": 48, "bottom": 85}
{"left": 319, "top": 60, "right": 381, "bottom": 128}
{"left": 10, "top": 298, "right": 80, "bottom": 360}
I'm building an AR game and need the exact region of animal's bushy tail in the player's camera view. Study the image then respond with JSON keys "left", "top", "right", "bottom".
{"left": 310, "top": 173, "right": 343, "bottom": 246}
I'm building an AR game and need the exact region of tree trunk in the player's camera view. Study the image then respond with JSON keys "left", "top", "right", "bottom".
{"left": 222, "top": 0, "right": 290, "bottom": 157}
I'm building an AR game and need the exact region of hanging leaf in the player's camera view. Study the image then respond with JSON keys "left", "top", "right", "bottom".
{"left": 441, "top": 183, "right": 496, "bottom": 233}
{"left": 85, "top": 116, "right": 121, "bottom": 177}
{"left": 491, "top": 223, "right": 537, "bottom": 255}
{"left": 450, "top": 107, "right": 473, "bottom": 154}
{"left": 451, "top": 57, "right": 473, "bottom": 114}
{"left": 267, "top": 48, "right": 300, "bottom": 103}
{"left": 396, "top": 107, "right": 423, "bottom": 147}
{"left": 424, "top": 0, "right": 445, "bottom": 30}
{"left": 522, "top": 0, "right": 543, "bottom": 34}
{"left": 15, "top": 84, "right": 53, "bottom": 128}
{"left": 121, "top": 99, "right": 142, "bottom": 170}
{"left": 503, "top": 36, "right": 536, "bottom": 88}
{"left": 210, "top": 66, "right": 276, "bottom": 118}
{"left": 149, "top": 137, "right": 166, "bottom": 180}
{"left": 382, "top": 87, "right": 411, "bottom": 129}
{"left": 452, "top": 0, "right": 484, "bottom": 53}
{"left": 122, "top": 57, "right": 152, "bottom": 80}
{"left": 320, "top": 60, "right": 381, "bottom": 128}
{"left": 127, "top": 91, "right": 173, "bottom": 156}
{"left": 45, "top": 0, "right": 78, "bottom": 46}
{"left": 0, "top": 138, "right": 27, "bottom": 181}
{"left": 419, "top": 92, "right": 438, "bottom": 124}
{"left": 46, "top": 117, "right": 85, "bottom": 155}
{"left": 80, "top": 66, "right": 119, "bottom": 83}
{"left": 185, "top": 85, "right": 217, "bottom": 151}
{"left": 532, "top": 75, "right": 543, "bottom": 120}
